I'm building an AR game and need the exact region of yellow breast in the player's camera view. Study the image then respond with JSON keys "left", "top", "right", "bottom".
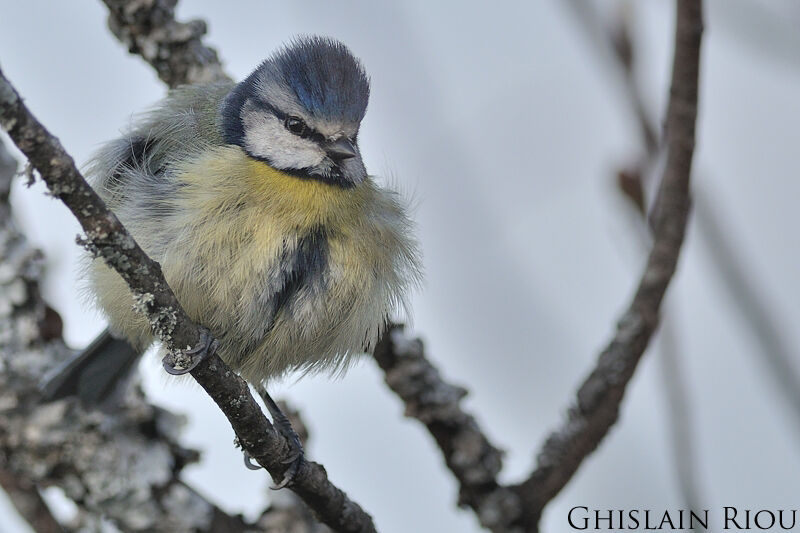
{"left": 163, "top": 145, "right": 377, "bottom": 327}
{"left": 174, "top": 145, "right": 371, "bottom": 233}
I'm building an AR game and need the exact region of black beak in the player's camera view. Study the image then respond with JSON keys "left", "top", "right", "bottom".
{"left": 325, "top": 138, "right": 357, "bottom": 161}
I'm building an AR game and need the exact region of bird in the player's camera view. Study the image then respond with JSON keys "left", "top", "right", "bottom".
{"left": 41, "top": 36, "right": 422, "bottom": 478}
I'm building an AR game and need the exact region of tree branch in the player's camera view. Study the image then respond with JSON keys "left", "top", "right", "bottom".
{"left": 101, "top": 0, "right": 229, "bottom": 88}
{"left": 373, "top": 325, "right": 522, "bottom": 532}
{"left": 596, "top": 5, "right": 708, "bottom": 523}
{"left": 511, "top": 1, "right": 704, "bottom": 527}
{"left": 0, "top": 66, "right": 376, "bottom": 532}
{"left": 0, "top": 138, "right": 252, "bottom": 533}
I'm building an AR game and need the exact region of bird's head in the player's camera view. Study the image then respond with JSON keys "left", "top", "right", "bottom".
{"left": 221, "top": 36, "right": 370, "bottom": 188}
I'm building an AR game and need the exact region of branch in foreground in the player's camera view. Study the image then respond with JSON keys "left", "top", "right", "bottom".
{"left": 512, "top": 0, "right": 703, "bottom": 526}
{"left": 373, "top": 325, "right": 521, "bottom": 532}
{"left": 0, "top": 67, "right": 376, "bottom": 533}
{"left": 0, "top": 138, "right": 251, "bottom": 533}
{"left": 102, "top": 0, "right": 229, "bottom": 88}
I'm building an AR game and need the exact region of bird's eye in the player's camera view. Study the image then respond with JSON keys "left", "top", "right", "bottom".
{"left": 284, "top": 116, "right": 308, "bottom": 137}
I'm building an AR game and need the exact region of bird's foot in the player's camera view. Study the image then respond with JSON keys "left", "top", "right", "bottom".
{"left": 271, "top": 436, "right": 304, "bottom": 490}
{"left": 162, "top": 327, "right": 217, "bottom": 375}
{"left": 241, "top": 442, "right": 302, "bottom": 487}
{"left": 250, "top": 389, "right": 304, "bottom": 489}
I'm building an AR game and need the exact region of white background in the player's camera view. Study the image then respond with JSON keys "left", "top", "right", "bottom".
{"left": 1, "top": 1, "right": 800, "bottom": 531}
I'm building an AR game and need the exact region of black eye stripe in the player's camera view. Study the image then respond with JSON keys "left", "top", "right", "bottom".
{"left": 251, "top": 98, "right": 281, "bottom": 117}
{"left": 251, "top": 99, "right": 324, "bottom": 141}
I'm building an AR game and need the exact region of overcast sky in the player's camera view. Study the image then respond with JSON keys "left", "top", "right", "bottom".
{"left": 2, "top": 1, "right": 800, "bottom": 531}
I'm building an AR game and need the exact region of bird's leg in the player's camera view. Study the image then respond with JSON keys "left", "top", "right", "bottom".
{"left": 254, "top": 388, "right": 305, "bottom": 489}
{"left": 162, "top": 327, "right": 217, "bottom": 375}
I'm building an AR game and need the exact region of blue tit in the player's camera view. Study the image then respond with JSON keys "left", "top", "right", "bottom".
{"left": 43, "top": 36, "right": 422, "bottom": 407}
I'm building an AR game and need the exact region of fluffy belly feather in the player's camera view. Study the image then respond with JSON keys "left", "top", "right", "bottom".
{"left": 89, "top": 146, "right": 414, "bottom": 384}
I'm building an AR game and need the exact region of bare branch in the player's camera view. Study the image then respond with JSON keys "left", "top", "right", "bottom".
{"left": 373, "top": 325, "right": 522, "bottom": 532}
{"left": 565, "top": 0, "right": 659, "bottom": 155}
{"left": 101, "top": 0, "right": 229, "bottom": 88}
{"left": 0, "top": 66, "right": 376, "bottom": 532}
{"left": 512, "top": 0, "right": 704, "bottom": 526}
{"left": 600, "top": 6, "right": 709, "bottom": 522}
{"left": 0, "top": 138, "right": 253, "bottom": 533}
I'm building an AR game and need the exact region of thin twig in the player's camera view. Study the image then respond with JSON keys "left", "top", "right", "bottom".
{"left": 511, "top": 1, "right": 703, "bottom": 528}
{"left": 565, "top": 0, "right": 659, "bottom": 155}
{"left": 658, "top": 313, "right": 704, "bottom": 531}
{"left": 596, "top": 3, "right": 709, "bottom": 516}
{"left": 0, "top": 66, "right": 376, "bottom": 533}
{"left": 693, "top": 192, "right": 800, "bottom": 436}
{"left": 576, "top": 0, "right": 800, "bottom": 429}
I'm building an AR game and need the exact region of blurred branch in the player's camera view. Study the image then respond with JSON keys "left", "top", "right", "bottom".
{"left": 512, "top": 1, "right": 703, "bottom": 528}
{"left": 0, "top": 139, "right": 64, "bottom": 533}
{"left": 576, "top": 0, "right": 800, "bottom": 417}
{"left": 0, "top": 469, "right": 64, "bottom": 533}
{"left": 373, "top": 326, "right": 522, "bottom": 532}
{"left": 101, "top": 0, "right": 229, "bottom": 88}
{"left": 565, "top": 0, "right": 658, "bottom": 155}
{"left": 658, "top": 314, "right": 704, "bottom": 529}
{"left": 0, "top": 67, "right": 376, "bottom": 532}
{"left": 694, "top": 193, "right": 800, "bottom": 434}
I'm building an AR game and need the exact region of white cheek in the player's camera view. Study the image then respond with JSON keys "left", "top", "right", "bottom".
{"left": 243, "top": 113, "right": 325, "bottom": 169}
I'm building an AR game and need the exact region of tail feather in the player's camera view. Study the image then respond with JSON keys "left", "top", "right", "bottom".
{"left": 40, "top": 328, "right": 141, "bottom": 406}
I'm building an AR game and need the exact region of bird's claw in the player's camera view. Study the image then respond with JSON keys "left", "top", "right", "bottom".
{"left": 237, "top": 389, "right": 305, "bottom": 488}
{"left": 258, "top": 389, "right": 305, "bottom": 489}
{"left": 241, "top": 434, "right": 304, "bottom": 489}
{"left": 268, "top": 424, "right": 304, "bottom": 489}
{"left": 243, "top": 451, "right": 262, "bottom": 471}
{"left": 271, "top": 455, "right": 301, "bottom": 490}
{"left": 162, "top": 328, "right": 217, "bottom": 375}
